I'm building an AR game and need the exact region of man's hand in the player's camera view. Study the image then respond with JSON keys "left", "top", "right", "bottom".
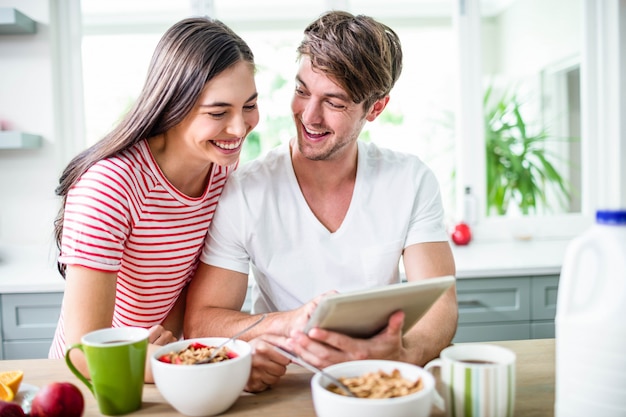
{"left": 245, "top": 334, "right": 292, "bottom": 392}
{"left": 243, "top": 293, "right": 335, "bottom": 392}
{"left": 278, "top": 291, "right": 333, "bottom": 337}
{"left": 287, "top": 310, "right": 410, "bottom": 369}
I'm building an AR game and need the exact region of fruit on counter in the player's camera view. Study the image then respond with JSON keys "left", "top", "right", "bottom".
{"left": 30, "top": 382, "right": 84, "bottom": 417}
{"left": 0, "top": 371, "right": 24, "bottom": 397}
{"left": 0, "top": 383, "right": 15, "bottom": 402}
{"left": 0, "top": 400, "right": 26, "bottom": 417}
{"left": 451, "top": 222, "right": 472, "bottom": 245}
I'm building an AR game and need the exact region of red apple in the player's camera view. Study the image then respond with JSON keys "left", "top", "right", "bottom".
{"left": 451, "top": 222, "right": 472, "bottom": 245}
{"left": 30, "top": 382, "right": 84, "bottom": 417}
{"left": 0, "top": 400, "right": 26, "bottom": 417}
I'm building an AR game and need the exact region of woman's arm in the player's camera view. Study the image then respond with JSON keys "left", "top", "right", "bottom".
{"left": 61, "top": 265, "right": 178, "bottom": 383}
{"left": 62, "top": 265, "right": 117, "bottom": 379}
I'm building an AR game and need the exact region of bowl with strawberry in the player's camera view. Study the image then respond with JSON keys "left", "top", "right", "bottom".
{"left": 151, "top": 337, "right": 252, "bottom": 416}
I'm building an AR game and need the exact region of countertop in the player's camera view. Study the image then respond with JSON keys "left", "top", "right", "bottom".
{"left": 0, "top": 238, "right": 571, "bottom": 294}
{"left": 0, "top": 338, "right": 556, "bottom": 416}
{"left": 0, "top": 242, "right": 64, "bottom": 293}
{"left": 451, "top": 238, "right": 569, "bottom": 278}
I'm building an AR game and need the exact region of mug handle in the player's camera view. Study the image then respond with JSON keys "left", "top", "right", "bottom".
{"left": 424, "top": 358, "right": 445, "bottom": 412}
{"left": 65, "top": 343, "right": 94, "bottom": 394}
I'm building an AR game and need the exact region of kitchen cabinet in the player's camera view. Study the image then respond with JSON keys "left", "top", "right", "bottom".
{"left": 0, "top": 7, "right": 36, "bottom": 34}
{"left": 453, "top": 275, "right": 559, "bottom": 343}
{"left": 0, "top": 289, "right": 251, "bottom": 360}
{"left": 0, "top": 292, "right": 63, "bottom": 359}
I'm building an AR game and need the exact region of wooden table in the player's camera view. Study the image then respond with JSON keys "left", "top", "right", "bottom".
{"left": 0, "top": 338, "right": 555, "bottom": 416}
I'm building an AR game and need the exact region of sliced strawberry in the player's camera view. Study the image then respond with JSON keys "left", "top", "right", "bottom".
{"left": 226, "top": 351, "right": 238, "bottom": 359}
{"left": 189, "top": 342, "right": 208, "bottom": 350}
{"left": 158, "top": 354, "right": 171, "bottom": 363}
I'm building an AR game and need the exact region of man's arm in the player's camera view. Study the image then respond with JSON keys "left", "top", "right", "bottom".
{"left": 185, "top": 262, "right": 326, "bottom": 339}
{"left": 184, "top": 262, "right": 325, "bottom": 392}
{"left": 400, "top": 240, "right": 458, "bottom": 365}
{"left": 184, "top": 262, "right": 259, "bottom": 338}
{"left": 292, "top": 241, "right": 457, "bottom": 368}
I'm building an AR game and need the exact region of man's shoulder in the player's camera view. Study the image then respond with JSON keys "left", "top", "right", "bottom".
{"left": 360, "top": 141, "right": 427, "bottom": 171}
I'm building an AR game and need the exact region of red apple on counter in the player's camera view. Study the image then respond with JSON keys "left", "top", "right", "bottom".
{"left": 451, "top": 222, "right": 472, "bottom": 245}
{"left": 30, "top": 382, "right": 84, "bottom": 417}
{"left": 0, "top": 400, "right": 26, "bottom": 417}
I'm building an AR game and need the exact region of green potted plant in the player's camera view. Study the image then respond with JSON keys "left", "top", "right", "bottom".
{"left": 484, "top": 85, "right": 572, "bottom": 216}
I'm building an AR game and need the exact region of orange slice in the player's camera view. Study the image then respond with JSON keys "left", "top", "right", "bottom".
{"left": 0, "top": 382, "right": 14, "bottom": 401}
{"left": 0, "top": 370, "right": 23, "bottom": 395}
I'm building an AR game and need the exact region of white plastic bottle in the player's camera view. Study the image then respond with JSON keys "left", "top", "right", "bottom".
{"left": 462, "top": 186, "right": 478, "bottom": 226}
{"left": 555, "top": 209, "right": 626, "bottom": 416}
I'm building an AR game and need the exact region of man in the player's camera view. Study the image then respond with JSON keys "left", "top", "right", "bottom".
{"left": 184, "top": 10, "right": 457, "bottom": 392}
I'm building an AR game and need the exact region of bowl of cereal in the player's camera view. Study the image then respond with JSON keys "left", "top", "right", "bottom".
{"left": 311, "top": 360, "right": 438, "bottom": 417}
{"left": 151, "top": 337, "right": 252, "bottom": 416}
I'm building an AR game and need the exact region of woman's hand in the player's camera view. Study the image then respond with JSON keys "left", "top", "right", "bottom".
{"left": 148, "top": 324, "right": 178, "bottom": 346}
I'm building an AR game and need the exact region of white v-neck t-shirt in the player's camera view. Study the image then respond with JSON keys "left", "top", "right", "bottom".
{"left": 200, "top": 140, "right": 448, "bottom": 313}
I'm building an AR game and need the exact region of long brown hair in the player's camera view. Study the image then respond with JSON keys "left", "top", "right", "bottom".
{"left": 54, "top": 17, "right": 254, "bottom": 277}
{"left": 297, "top": 10, "right": 403, "bottom": 111}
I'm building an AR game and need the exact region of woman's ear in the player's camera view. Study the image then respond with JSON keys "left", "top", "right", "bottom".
{"left": 365, "top": 96, "right": 390, "bottom": 122}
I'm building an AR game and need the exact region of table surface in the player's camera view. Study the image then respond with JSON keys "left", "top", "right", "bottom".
{"left": 0, "top": 338, "right": 555, "bottom": 417}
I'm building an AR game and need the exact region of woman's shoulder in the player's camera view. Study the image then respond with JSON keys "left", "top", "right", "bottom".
{"left": 91, "top": 140, "right": 146, "bottom": 170}
{"left": 80, "top": 141, "right": 154, "bottom": 191}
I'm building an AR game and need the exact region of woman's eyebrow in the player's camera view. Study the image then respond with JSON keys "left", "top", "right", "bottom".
{"left": 199, "top": 92, "right": 258, "bottom": 108}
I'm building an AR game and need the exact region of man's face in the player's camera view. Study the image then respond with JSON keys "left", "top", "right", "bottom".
{"left": 290, "top": 57, "right": 368, "bottom": 161}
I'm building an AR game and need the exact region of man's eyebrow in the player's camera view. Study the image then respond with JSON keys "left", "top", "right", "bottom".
{"left": 199, "top": 92, "right": 258, "bottom": 108}
{"left": 295, "top": 75, "right": 351, "bottom": 102}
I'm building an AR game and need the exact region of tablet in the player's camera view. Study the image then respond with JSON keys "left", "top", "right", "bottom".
{"left": 303, "top": 275, "right": 455, "bottom": 338}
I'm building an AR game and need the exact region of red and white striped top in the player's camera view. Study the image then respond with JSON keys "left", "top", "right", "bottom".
{"left": 49, "top": 140, "right": 232, "bottom": 358}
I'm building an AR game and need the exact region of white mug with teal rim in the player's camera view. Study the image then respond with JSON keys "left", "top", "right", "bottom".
{"left": 424, "top": 344, "right": 516, "bottom": 417}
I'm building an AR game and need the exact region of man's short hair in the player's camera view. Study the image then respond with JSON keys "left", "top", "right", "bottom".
{"left": 297, "top": 10, "right": 403, "bottom": 110}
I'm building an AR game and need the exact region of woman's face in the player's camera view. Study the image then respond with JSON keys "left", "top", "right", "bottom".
{"left": 172, "top": 60, "right": 259, "bottom": 167}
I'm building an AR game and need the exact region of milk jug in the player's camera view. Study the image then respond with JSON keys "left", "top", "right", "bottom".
{"left": 555, "top": 210, "right": 626, "bottom": 416}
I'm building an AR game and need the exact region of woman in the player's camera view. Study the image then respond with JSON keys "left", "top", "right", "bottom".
{"left": 48, "top": 17, "right": 259, "bottom": 382}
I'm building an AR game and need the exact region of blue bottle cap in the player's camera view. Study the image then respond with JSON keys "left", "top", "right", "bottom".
{"left": 596, "top": 210, "right": 626, "bottom": 225}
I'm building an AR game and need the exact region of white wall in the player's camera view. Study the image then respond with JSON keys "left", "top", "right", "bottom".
{"left": 0, "top": 0, "right": 59, "bottom": 248}
{"left": 495, "top": 0, "right": 581, "bottom": 77}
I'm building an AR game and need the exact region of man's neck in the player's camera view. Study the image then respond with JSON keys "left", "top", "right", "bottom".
{"left": 290, "top": 141, "right": 358, "bottom": 191}
{"left": 289, "top": 140, "right": 358, "bottom": 232}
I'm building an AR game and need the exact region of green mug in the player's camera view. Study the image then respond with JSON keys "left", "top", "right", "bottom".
{"left": 65, "top": 327, "right": 149, "bottom": 416}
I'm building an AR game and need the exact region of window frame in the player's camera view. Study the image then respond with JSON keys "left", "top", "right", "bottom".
{"left": 52, "top": 0, "right": 626, "bottom": 243}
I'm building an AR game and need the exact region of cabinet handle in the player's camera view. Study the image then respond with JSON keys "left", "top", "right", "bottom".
{"left": 458, "top": 299, "right": 483, "bottom": 307}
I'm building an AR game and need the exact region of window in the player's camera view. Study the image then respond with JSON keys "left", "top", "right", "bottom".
{"left": 454, "top": 0, "right": 588, "bottom": 240}
{"left": 74, "top": 0, "right": 598, "bottom": 242}
{"left": 478, "top": 0, "right": 582, "bottom": 218}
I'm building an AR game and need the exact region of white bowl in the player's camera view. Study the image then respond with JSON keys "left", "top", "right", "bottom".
{"left": 311, "top": 360, "right": 436, "bottom": 417}
{"left": 151, "top": 337, "right": 252, "bottom": 416}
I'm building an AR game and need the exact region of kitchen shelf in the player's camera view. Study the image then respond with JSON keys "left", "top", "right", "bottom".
{"left": 0, "top": 131, "right": 42, "bottom": 149}
{"left": 0, "top": 8, "right": 36, "bottom": 35}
